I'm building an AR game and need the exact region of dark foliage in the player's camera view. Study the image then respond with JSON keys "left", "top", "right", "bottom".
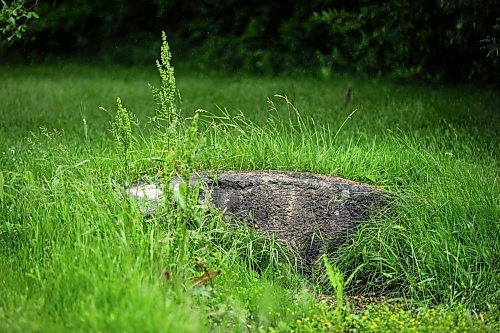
{"left": 3, "top": 0, "right": 499, "bottom": 82}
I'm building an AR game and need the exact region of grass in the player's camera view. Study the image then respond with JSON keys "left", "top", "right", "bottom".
{"left": 0, "top": 60, "right": 499, "bottom": 332}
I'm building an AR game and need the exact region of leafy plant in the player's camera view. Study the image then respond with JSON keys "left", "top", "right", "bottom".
{"left": 149, "top": 33, "right": 208, "bottom": 190}
{"left": 0, "top": 0, "right": 38, "bottom": 44}
{"left": 111, "top": 97, "right": 133, "bottom": 176}
{"left": 152, "top": 31, "right": 179, "bottom": 151}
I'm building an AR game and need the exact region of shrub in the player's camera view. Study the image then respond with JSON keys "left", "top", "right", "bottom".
{"left": 4, "top": 0, "right": 500, "bottom": 82}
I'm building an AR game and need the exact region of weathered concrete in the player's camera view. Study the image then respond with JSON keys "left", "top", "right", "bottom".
{"left": 128, "top": 171, "right": 388, "bottom": 264}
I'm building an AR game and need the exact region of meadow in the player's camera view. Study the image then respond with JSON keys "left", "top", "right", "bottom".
{"left": 0, "top": 57, "right": 499, "bottom": 332}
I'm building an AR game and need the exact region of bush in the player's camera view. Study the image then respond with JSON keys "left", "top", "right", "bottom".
{"left": 4, "top": 0, "right": 500, "bottom": 82}
{"left": 313, "top": 0, "right": 500, "bottom": 81}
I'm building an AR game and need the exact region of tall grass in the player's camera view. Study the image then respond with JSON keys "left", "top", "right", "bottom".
{"left": 0, "top": 131, "right": 312, "bottom": 331}
{"left": 174, "top": 100, "right": 499, "bottom": 309}
{"left": 0, "top": 58, "right": 498, "bottom": 331}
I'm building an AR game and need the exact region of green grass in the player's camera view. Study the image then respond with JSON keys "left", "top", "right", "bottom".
{"left": 0, "top": 62, "right": 499, "bottom": 332}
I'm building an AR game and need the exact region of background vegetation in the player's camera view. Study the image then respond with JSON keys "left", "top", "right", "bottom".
{"left": 2, "top": 0, "right": 500, "bottom": 81}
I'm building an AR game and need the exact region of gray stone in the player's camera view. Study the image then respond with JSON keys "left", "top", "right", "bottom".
{"left": 127, "top": 171, "right": 389, "bottom": 264}
{"left": 127, "top": 183, "right": 165, "bottom": 216}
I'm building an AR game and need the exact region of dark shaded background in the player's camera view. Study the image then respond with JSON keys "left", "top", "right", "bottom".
{"left": 3, "top": 0, "right": 500, "bottom": 82}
